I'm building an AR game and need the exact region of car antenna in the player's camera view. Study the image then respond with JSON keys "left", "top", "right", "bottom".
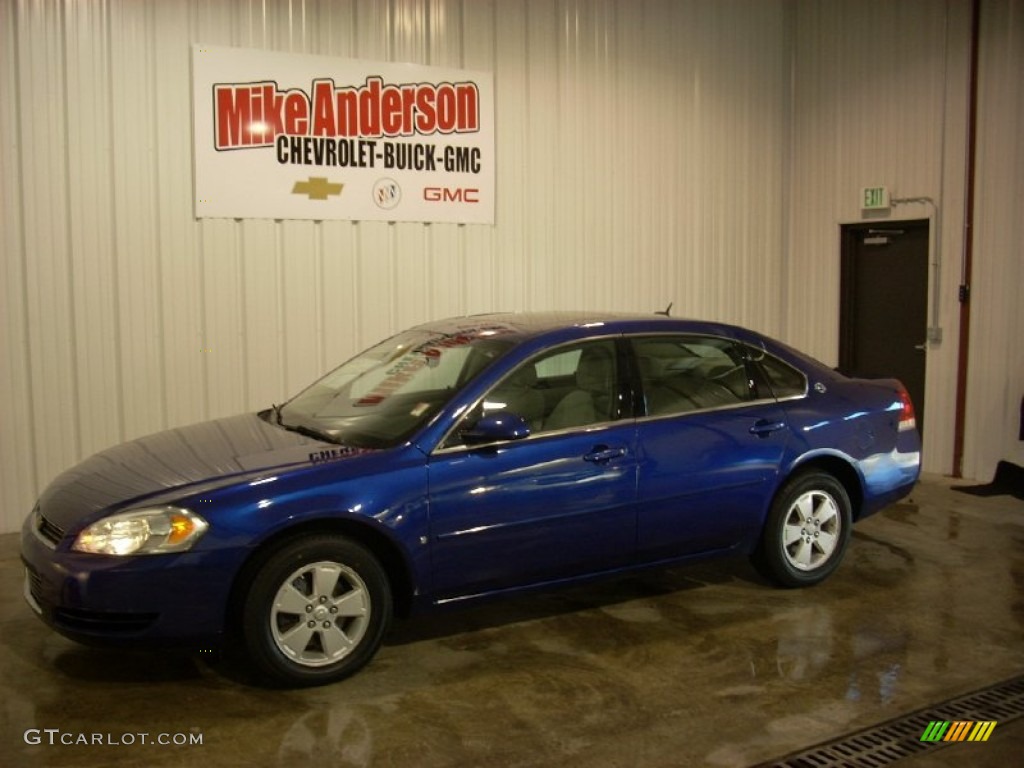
{"left": 655, "top": 302, "right": 673, "bottom": 317}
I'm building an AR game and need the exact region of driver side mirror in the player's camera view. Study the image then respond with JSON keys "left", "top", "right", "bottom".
{"left": 462, "top": 411, "right": 531, "bottom": 445}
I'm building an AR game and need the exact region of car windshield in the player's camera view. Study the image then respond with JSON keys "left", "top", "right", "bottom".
{"left": 276, "top": 328, "right": 516, "bottom": 448}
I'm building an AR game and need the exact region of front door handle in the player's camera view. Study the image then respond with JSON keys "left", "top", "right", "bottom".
{"left": 750, "top": 419, "right": 786, "bottom": 438}
{"left": 583, "top": 446, "right": 626, "bottom": 463}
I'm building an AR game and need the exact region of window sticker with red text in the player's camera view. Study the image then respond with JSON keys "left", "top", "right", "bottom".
{"left": 192, "top": 45, "right": 494, "bottom": 224}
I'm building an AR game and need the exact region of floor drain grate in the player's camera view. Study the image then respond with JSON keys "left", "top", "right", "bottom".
{"left": 753, "top": 674, "right": 1024, "bottom": 768}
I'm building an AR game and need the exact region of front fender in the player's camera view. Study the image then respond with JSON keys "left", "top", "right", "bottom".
{"left": 183, "top": 449, "right": 432, "bottom": 616}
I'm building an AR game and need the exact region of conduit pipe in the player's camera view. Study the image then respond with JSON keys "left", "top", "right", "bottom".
{"left": 952, "top": 0, "right": 981, "bottom": 477}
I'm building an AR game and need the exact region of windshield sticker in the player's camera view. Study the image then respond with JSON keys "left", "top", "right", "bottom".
{"left": 354, "top": 325, "right": 516, "bottom": 407}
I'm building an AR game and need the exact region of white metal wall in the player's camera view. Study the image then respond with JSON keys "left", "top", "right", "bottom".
{"left": 0, "top": 0, "right": 790, "bottom": 533}
{"left": 787, "top": 0, "right": 971, "bottom": 478}
{"left": 788, "top": 0, "right": 1024, "bottom": 481}
{"left": 2, "top": 0, "right": 1021, "bottom": 535}
{"left": 965, "top": 0, "right": 1024, "bottom": 480}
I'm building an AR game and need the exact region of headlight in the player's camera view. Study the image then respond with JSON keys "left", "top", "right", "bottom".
{"left": 72, "top": 506, "right": 209, "bottom": 556}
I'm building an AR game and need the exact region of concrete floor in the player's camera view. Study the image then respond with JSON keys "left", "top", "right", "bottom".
{"left": 1, "top": 474, "right": 1022, "bottom": 767}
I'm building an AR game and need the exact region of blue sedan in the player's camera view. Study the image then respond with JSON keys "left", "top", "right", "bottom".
{"left": 21, "top": 312, "right": 921, "bottom": 685}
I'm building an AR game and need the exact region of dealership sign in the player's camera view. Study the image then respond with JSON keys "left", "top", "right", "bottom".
{"left": 192, "top": 45, "right": 494, "bottom": 223}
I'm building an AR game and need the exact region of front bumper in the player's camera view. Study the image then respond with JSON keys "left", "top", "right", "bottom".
{"left": 20, "top": 516, "right": 243, "bottom": 648}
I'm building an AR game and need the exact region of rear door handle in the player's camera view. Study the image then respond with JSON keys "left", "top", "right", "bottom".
{"left": 583, "top": 446, "right": 626, "bottom": 463}
{"left": 750, "top": 419, "right": 786, "bottom": 438}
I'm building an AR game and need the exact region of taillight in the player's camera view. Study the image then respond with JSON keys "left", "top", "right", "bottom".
{"left": 897, "top": 387, "right": 916, "bottom": 431}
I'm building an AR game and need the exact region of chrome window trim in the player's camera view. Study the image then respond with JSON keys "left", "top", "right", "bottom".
{"left": 633, "top": 394, "right": 798, "bottom": 426}
{"left": 775, "top": 392, "right": 809, "bottom": 403}
{"left": 433, "top": 419, "right": 625, "bottom": 456}
{"left": 431, "top": 331, "right": 813, "bottom": 454}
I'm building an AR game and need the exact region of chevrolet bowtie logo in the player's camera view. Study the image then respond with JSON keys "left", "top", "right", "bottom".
{"left": 292, "top": 177, "right": 343, "bottom": 200}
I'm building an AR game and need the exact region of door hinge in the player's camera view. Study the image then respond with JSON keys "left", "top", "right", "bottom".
{"left": 958, "top": 284, "right": 970, "bottom": 303}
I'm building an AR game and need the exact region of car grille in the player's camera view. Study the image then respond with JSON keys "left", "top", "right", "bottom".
{"left": 24, "top": 561, "right": 158, "bottom": 635}
{"left": 25, "top": 563, "right": 44, "bottom": 605}
{"left": 36, "top": 510, "right": 66, "bottom": 547}
{"left": 54, "top": 607, "right": 159, "bottom": 634}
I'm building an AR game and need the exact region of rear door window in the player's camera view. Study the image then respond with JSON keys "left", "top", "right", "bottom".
{"left": 631, "top": 335, "right": 753, "bottom": 416}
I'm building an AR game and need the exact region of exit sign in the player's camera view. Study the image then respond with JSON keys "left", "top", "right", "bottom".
{"left": 861, "top": 186, "right": 890, "bottom": 210}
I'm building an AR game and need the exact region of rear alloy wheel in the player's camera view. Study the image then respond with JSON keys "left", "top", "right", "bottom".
{"left": 754, "top": 471, "right": 852, "bottom": 588}
{"left": 242, "top": 535, "right": 391, "bottom": 686}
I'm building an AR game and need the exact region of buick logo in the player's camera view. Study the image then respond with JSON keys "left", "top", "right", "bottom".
{"left": 372, "top": 178, "right": 401, "bottom": 210}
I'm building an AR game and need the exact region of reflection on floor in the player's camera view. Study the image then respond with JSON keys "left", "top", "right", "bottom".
{"left": 1, "top": 475, "right": 1022, "bottom": 767}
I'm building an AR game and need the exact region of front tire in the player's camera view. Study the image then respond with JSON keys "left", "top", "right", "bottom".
{"left": 241, "top": 535, "right": 391, "bottom": 686}
{"left": 753, "top": 471, "right": 852, "bottom": 588}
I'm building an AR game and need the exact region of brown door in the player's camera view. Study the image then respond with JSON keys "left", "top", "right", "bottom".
{"left": 839, "top": 220, "right": 929, "bottom": 433}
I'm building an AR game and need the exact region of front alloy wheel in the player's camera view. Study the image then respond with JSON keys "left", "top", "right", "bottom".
{"left": 242, "top": 535, "right": 391, "bottom": 686}
{"left": 754, "top": 471, "right": 852, "bottom": 588}
{"left": 270, "top": 560, "right": 372, "bottom": 667}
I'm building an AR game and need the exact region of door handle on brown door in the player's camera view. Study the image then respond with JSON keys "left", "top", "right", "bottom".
{"left": 914, "top": 343, "right": 927, "bottom": 351}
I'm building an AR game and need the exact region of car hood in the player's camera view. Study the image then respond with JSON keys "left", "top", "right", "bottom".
{"left": 36, "top": 413, "right": 364, "bottom": 530}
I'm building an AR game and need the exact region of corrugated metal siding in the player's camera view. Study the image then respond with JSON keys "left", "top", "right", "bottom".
{"left": 2, "top": 0, "right": 1019, "bottom": 534}
{"left": 788, "top": 0, "right": 1022, "bottom": 479}
{"left": 0, "top": 0, "right": 790, "bottom": 533}
{"left": 788, "top": 0, "right": 972, "bottom": 475}
{"left": 964, "top": 0, "right": 1024, "bottom": 480}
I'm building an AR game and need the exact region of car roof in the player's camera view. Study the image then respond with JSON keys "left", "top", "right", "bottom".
{"left": 412, "top": 311, "right": 837, "bottom": 378}
{"left": 415, "top": 311, "right": 746, "bottom": 343}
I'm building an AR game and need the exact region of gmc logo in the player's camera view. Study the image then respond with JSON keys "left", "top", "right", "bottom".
{"left": 423, "top": 187, "right": 479, "bottom": 203}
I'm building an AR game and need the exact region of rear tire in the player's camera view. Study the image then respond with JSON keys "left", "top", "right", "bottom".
{"left": 753, "top": 471, "right": 852, "bottom": 588}
{"left": 241, "top": 535, "right": 391, "bottom": 686}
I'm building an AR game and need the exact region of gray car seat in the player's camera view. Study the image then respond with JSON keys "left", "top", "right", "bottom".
{"left": 545, "top": 346, "right": 615, "bottom": 430}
